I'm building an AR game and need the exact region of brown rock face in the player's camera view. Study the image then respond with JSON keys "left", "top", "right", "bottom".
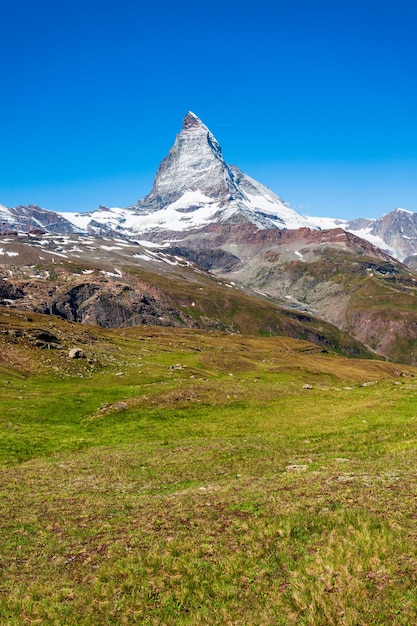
{"left": 182, "top": 111, "right": 203, "bottom": 130}
{"left": 173, "top": 223, "right": 397, "bottom": 263}
{"left": 163, "top": 222, "right": 417, "bottom": 365}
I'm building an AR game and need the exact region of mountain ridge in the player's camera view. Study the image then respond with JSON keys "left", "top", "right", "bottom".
{"left": 1, "top": 111, "right": 416, "bottom": 261}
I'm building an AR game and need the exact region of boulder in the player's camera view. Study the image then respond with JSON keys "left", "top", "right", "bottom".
{"left": 68, "top": 347, "right": 85, "bottom": 359}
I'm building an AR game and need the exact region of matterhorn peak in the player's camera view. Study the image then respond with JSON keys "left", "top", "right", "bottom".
{"left": 134, "top": 111, "right": 239, "bottom": 214}
{"left": 124, "top": 111, "right": 311, "bottom": 231}
{"left": 60, "top": 112, "right": 312, "bottom": 236}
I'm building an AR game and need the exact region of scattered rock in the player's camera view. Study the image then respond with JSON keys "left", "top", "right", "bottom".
{"left": 68, "top": 347, "right": 85, "bottom": 359}
{"left": 28, "top": 329, "right": 63, "bottom": 349}
{"left": 302, "top": 384, "right": 313, "bottom": 389}
{"left": 98, "top": 401, "right": 127, "bottom": 414}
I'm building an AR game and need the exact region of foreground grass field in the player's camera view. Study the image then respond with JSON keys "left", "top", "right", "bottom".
{"left": 1, "top": 314, "right": 417, "bottom": 624}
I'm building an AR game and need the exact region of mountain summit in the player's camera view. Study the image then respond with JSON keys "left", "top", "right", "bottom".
{"left": 134, "top": 111, "right": 241, "bottom": 213}
{"left": 55, "top": 111, "right": 311, "bottom": 237}
{"left": 131, "top": 110, "right": 310, "bottom": 231}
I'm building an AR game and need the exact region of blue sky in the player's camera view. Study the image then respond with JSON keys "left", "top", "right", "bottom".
{"left": 1, "top": 0, "right": 416, "bottom": 219}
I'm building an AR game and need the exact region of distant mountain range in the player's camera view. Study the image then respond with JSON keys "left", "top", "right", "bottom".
{"left": 1, "top": 112, "right": 417, "bottom": 365}
{"left": 1, "top": 111, "right": 416, "bottom": 264}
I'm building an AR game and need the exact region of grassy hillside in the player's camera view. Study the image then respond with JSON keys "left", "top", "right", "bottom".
{"left": 1, "top": 310, "right": 417, "bottom": 624}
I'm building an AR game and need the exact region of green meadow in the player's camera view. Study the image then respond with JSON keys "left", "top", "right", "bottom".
{"left": 1, "top": 318, "right": 417, "bottom": 624}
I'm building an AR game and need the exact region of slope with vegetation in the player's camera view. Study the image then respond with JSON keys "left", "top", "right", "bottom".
{"left": 0, "top": 233, "right": 373, "bottom": 358}
{"left": 1, "top": 308, "right": 417, "bottom": 624}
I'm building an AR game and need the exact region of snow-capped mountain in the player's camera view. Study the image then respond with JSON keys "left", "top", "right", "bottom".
{"left": 1, "top": 111, "right": 417, "bottom": 366}
{"left": 304, "top": 209, "right": 417, "bottom": 261}
{"left": 61, "top": 111, "right": 312, "bottom": 237}
{"left": 1, "top": 111, "right": 416, "bottom": 262}
{"left": 348, "top": 209, "right": 417, "bottom": 262}
{"left": 0, "top": 203, "right": 81, "bottom": 235}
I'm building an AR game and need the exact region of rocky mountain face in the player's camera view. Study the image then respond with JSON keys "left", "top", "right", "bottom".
{"left": 136, "top": 112, "right": 242, "bottom": 212}
{"left": 0, "top": 232, "right": 375, "bottom": 358}
{"left": 167, "top": 223, "right": 417, "bottom": 364}
{"left": 365, "top": 209, "right": 417, "bottom": 261}
{"left": 341, "top": 209, "right": 417, "bottom": 262}
{"left": 1, "top": 112, "right": 417, "bottom": 365}
{"left": 0, "top": 113, "right": 313, "bottom": 240}
{"left": 131, "top": 112, "right": 310, "bottom": 231}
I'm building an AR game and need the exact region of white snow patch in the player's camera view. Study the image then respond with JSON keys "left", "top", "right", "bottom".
{"left": 160, "top": 256, "right": 178, "bottom": 266}
{"left": 100, "top": 268, "right": 122, "bottom": 278}
{"left": 59, "top": 212, "right": 94, "bottom": 230}
{"left": 0, "top": 249, "right": 19, "bottom": 257}
{"left": 36, "top": 249, "right": 68, "bottom": 258}
{"left": 347, "top": 228, "right": 397, "bottom": 257}
{"left": 245, "top": 193, "right": 309, "bottom": 229}
{"left": 305, "top": 216, "right": 348, "bottom": 230}
{"left": 61, "top": 192, "right": 223, "bottom": 235}
{"left": 132, "top": 253, "right": 158, "bottom": 262}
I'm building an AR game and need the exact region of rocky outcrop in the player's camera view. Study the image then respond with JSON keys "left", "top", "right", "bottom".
{"left": 345, "top": 308, "right": 417, "bottom": 364}
{"left": 68, "top": 347, "right": 85, "bottom": 359}
{"left": 166, "top": 245, "right": 242, "bottom": 272}
{"left": 0, "top": 267, "right": 186, "bottom": 329}
{"left": 135, "top": 112, "right": 241, "bottom": 212}
{"left": 38, "top": 282, "right": 185, "bottom": 328}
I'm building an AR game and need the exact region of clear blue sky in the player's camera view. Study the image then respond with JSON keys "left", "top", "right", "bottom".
{"left": 1, "top": 0, "right": 416, "bottom": 219}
